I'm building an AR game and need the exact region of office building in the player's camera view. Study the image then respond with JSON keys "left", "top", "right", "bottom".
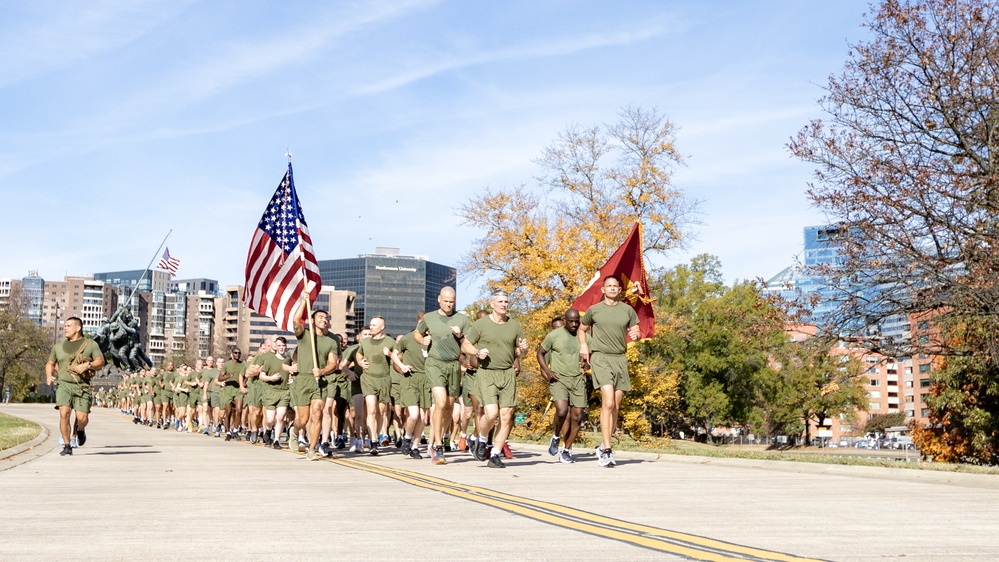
{"left": 317, "top": 248, "right": 456, "bottom": 338}
{"left": 94, "top": 269, "right": 171, "bottom": 294}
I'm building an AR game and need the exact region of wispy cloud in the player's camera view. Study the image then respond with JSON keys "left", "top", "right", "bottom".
{"left": 355, "top": 26, "right": 668, "bottom": 96}
{"left": 0, "top": 0, "right": 194, "bottom": 89}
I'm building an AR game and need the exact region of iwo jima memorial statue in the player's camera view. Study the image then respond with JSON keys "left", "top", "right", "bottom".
{"left": 92, "top": 234, "right": 174, "bottom": 376}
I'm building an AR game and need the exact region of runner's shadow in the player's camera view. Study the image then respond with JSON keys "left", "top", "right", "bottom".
{"left": 87, "top": 451, "right": 161, "bottom": 455}
{"left": 100, "top": 445, "right": 153, "bottom": 448}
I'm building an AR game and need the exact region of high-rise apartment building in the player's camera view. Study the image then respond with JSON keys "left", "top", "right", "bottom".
{"left": 223, "top": 285, "right": 356, "bottom": 355}
{"left": 317, "top": 248, "right": 455, "bottom": 338}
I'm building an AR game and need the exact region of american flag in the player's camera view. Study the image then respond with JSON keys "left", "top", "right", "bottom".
{"left": 156, "top": 247, "right": 181, "bottom": 276}
{"left": 243, "top": 163, "right": 321, "bottom": 332}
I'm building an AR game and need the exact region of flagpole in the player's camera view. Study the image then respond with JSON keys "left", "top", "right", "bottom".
{"left": 117, "top": 229, "right": 172, "bottom": 320}
{"left": 286, "top": 153, "right": 321, "bottom": 391}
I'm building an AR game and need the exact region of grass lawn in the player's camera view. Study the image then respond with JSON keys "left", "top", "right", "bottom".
{"left": 0, "top": 411, "right": 42, "bottom": 450}
{"left": 512, "top": 428, "right": 999, "bottom": 475}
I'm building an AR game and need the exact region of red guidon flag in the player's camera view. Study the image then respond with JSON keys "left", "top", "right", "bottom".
{"left": 571, "top": 221, "right": 655, "bottom": 339}
{"left": 243, "top": 163, "right": 321, "bottom": 332}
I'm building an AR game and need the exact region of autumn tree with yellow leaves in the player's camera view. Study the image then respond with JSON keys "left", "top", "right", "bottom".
{"left": 459, "top": 106, "right": 697, "bottom": 441}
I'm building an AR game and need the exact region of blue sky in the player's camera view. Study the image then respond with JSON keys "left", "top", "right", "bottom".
{"left": 1, "top": 0, "right": 870, "bottom": 306}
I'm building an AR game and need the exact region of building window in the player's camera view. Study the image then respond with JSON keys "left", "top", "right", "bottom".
{"left": 869, "top": 379, "right": 881, "bottom": 386}
{"left": 919, "top": 364, "right": 931, "bottom": 373}
{"left": 920, "top": 379, "right": 931, "bottom": 388}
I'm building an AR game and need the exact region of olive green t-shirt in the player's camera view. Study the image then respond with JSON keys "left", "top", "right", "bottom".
{"left": 580, "top": 301, "right": 638, "bottom": 355}
{"left": 48, "top": 337, "right": 103, "bottom": 384}
{"left": 201, "top": 368, "right": 221, "bottom": 395}
{"left": 161, "top": 370, "right": 178, "bottom": 391}
{"left": 466, "top": 316, "right": 523, "bottom": 371}
{"left": 416, "top": 311, "right": 470, "bottom": 362}
{"left": 541, "top": 327, "right": 588, "bottom": 377}
{"left": 221, "top": 360, "right": 246, "bottom": 387}
{"left": 254, "top": 352, "right": 289, "bottom": 389}
{"left": 358, "top": 336, "right": 394, "bottom": 378}
{"left": 296, "top": 330, "right": 338, "bottom": 377}
{"left": 394, "top": 332, "right": 428, "bottom": 373}
{"left": 342, "top": 344, "right": 363, "bottom": 378}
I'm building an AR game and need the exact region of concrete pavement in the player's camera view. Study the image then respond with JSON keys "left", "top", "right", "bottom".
{"left": 1, "top": 403, "right": 997, "bottom": 561}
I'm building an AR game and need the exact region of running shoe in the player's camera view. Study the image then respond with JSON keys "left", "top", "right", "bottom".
{"left": 442, "top": 434, "right": 451, "bottom": 450}
{"left": 77, "top": 429, "right": 87, "bottom": 447}
{"left": 597, "top": 447, "right": 614, "bottom": 468}
{"left": 401, "top": 440, "right": 412, "bottom": 456}
{"left": 433, "top": 445, "right": 447, "bottom": 465}
{"left": 501, "top": 442, "right": 513, "bottom": 459}
{"left": 60, "top": 445, "right": 72, "bottom": 456}
{"left": 560, "top": 449, "right": 575, "bottom": 464}
{"left": 306, "top": 448, "right": 318, "bottom": 461}
{"left": 548, "top": 436, "right": 560, "bottom": 456}
{"left": 487, "top": 455, "right": 506, "bottom": 468}
{"left": 369, "top": 446, "right": 379, "bottom": 456}
{"left": 409, "top": 447, "right": 423, "bottom": 460}
{"left": 380, "top": 434, "right": 390, "bottom": 447}
{"left": 457, "top": 435, "right": 467, "bottom": 451}
{"left": 70, "top": 437, "right": 79, "bottom": 449}
{"left": 272, "top": 440, "right": 282, "bottom": 450}
{"left": 334, "top": 436, "right": 346, "bottom": 449}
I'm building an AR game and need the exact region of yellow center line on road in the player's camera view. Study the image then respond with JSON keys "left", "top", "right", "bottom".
{"left": 330, "top": 457, "right": 825, "bottom": 562}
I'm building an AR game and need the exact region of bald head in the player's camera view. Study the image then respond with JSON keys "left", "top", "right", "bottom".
{"left": 564, "top": 308, "right": 581, "bottom": 335}
{"left": 438, "top": 286, "right": 456, "bottom": 314}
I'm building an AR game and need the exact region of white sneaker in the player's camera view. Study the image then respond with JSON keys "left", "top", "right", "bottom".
{"left": 58, "top": 436, "right": 65, "bottom": 446}
{"left": 597, "top": 447, "right": 613, "bottom": 468}
{"left": 70, "top": 437, "right": 79, "bottom": 449}
{"left": 348, "top": 439, "right": 359, "bottom": 453}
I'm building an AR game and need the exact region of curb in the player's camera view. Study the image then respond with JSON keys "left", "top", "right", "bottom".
{"left": 0, "top": 423, "right": 49, "bottom": 460}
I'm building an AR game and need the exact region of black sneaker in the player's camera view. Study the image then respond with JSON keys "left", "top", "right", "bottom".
{"left": 334, "top": 436, "right": 346, "bottom": 449}
{"left": 409, "top": 447, "right": 423, "bottom": 460}
{"left": 77, "top": 429, "right": 87, "bottom": 447}
{"left": 272, "top": 440, "right": 282, "bottom": 450}
{"left": 401, "top": 441, "right": 412, "bottom": 455}
{"left": 320, "top": 442, "right": 332, "bottom": 457}
{"left": 369, "top": 446, "right": 379, "bottom": 456}
{"left": 547, "top": 436, "right": 560, "bottom": 456}
{"left": 225, "top": 432, "right": 233, "bottom": 442}
{"left": 263, "top": 432, "right": 272, "bottom": 446}
{"left": 420, "top": 435, "right": 428, "bottom": 445}
{"left": 487, "top": 455, "right": 505, "bottom": 468}
{"left": 474, "top": 441, "right": 488, "bottom": 462}
{"left": 249, "top": 432, "right": 258, "bottom": 444}
{"left": 60, "top": 444, "right": 72, "bottom": 456}
{"left": 395, "top": 437, "right": 403, "bottom": 448}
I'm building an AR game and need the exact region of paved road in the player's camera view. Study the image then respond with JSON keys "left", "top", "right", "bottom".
{"left": 2, "top": 404, "right": 997, "bottom": 561}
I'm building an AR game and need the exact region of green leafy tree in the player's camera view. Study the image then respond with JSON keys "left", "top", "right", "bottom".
{"left": 0, "top": 287, "right": 51, "bottom": 400}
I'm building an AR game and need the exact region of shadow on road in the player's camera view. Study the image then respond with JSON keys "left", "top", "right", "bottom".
{"left": 86, "top": 451, "right": 161, "bottom": 456}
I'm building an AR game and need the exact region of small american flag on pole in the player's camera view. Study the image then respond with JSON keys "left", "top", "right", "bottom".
{"left": 156, "top": 247, "right": 180, "bottom": 276}
{"left": 243, "top": 163, "right": 321, "bottom": 332}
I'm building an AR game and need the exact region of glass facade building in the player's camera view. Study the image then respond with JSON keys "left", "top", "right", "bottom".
{"left": 318, "top": 253, "right": 456, "bottom": 338}
{"left": 95, "top": 269, "right": 171, "bottom": 294}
